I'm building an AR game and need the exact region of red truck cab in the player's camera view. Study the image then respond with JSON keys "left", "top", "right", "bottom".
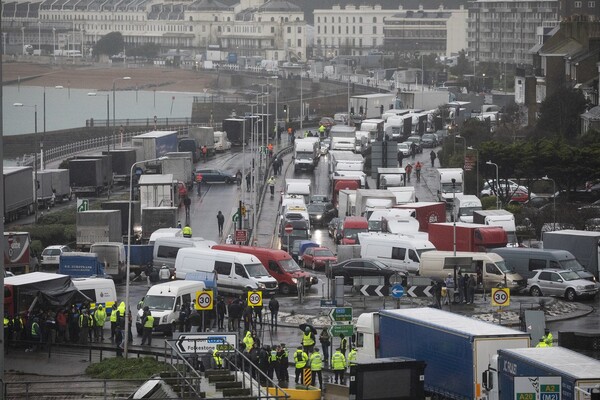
{"left": 332, "top": 178, "right": 360, "bottom": 208}
{"left": 212, "top": 245, "right": 318, "bottom": 295}
{"left": 428, "top": 222, "right": 508, "bottom": 252}
{"left": 338, "top": 216, "right": 369, "bottom": 245}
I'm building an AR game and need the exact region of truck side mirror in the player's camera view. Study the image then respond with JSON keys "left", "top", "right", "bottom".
{"left": 482, "top": 369, "right": 494, "bottom": 391}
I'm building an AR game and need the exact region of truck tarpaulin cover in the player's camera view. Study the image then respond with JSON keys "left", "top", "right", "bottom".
{"left": 474, "top": 227, "right": 507, "bottom": 247}
{"left": 16, "top": 275, "right": 83, "bottom": 307}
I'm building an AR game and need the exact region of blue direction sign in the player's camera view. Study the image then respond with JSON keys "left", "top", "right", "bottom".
{"left": 391, "top": 284, "right": 405, "bottom": 298}
{"left": 320, "top": 299, "right": 337, "bottom": 308}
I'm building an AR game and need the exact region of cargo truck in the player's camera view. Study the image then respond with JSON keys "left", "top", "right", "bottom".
{"left": 76, "top": 210, "right": 123, "bottom": 248}
{"left": 329, "top": 150, "right": 364, "bottom": 177}
{"left": 188, "top": 126, "right": 215, "bottom": 155}
{"left": 4, "top": 232, "right": 35, "bottom": 274}
{"left": 141, "top": 207, "right": 178, "bottom": 242}
{"left": 178, "top": 138, "right": 200, "bottom": 163}
{"left": 355, "top": 308, "right": 530, "bottom": 400}
{"left": 162, "top": 152, "right": 194, "bottom": 189}
{"left": 285, "top": 179, "right": 312, "bottom": 204}
{"left": 222, "top": 118, "right": 248, "bottom": 146}
{"left": 473, "top": 209, "right": 518, "bottom": 246}
{"left": 293, "top": 138, "right": 319, "bottom": 172}
{"left": 69, "top": 158, "right": 105, "bottom": 195}
{"left": 214, "top": 131, "right": 232, "bottom": 152}
{"left": 74, "top": 154, "right": 113, "bottom": 189}
{"left": 101, "top": 200, "right": 141, "bottom": 236}
{"left": 338, "top": 189, "right": 357, "bottom": 218}
{"left": 329, "top": 125, "right": 357, "bottom": 151}
{"left": 103, "top": 148, "right": 137, "bottom": 184}
{"left": 332, "top": 177, "right": 361, "bottom": 208}
{"left": 138, "top": 174, "right": 177, "bottom": 211}
{"left": 542, "top": 229, "right": 600, "bottom": 278}
{"left": 486, "top": 347, "right": 600, "bottom": 400}
{"left": 40, "top": 169, "right": 70, "bottom": 204}
{"left": 437, "top": 168, "right": 464, "bottom": 207}
{"left": 394, "top": 202, "right": 446, "bottom": 232}
{"left": 428, "top": 222, "right": 508, "bottom": 252}
{"left": 36, "top": 170, "right": 55, "bottom": 208}
{"left": 131, "top": 131, "right": 178, "bottom": 162}
{"left": 354, "top": 189, "right": 397, "bottom": 218}
{"left": 89, "top": 242, "right": 126, "bottom": 281}
{"left": 3, "top": 166, "right": 34, "bottom": 222}
{"left": 396, "top": 91, "right": 450, "bottom": 110}
{"left": 59, "top": 252, "right": 105, "bottom": 278}
{"left": 350, "top": 93, "right": 397, "bottom": 120}
{"left": 4, "top": 272, "right": 81, "bottom": 317}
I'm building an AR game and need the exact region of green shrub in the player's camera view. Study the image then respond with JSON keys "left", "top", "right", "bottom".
{"left": 481, "top": 196, "right": 498, "bottom": 210}
{"left": 86, "top": 357, "right": 170, "bottom": 379}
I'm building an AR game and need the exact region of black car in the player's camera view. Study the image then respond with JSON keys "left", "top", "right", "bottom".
{"left": 420, "top": 133, "right": 438, "bottom": 148}
{"left": 326, "top": 258, "right": 402, "bottom": 286}
{"left": 328, "top": 217, "right": 340, "bottom": 238}
{"left": 307, "top": 202, "right": 337, "bottom": 227}
{"left": 194, "top": 169, "right": 236, "bottom": 183}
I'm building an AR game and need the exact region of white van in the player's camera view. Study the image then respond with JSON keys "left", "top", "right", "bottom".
{"left": 135, "top": 280, "right": 205, "bottom": 335}
{"left": 153, "top": 237, "right": 217, "bottom": 271}
{"left": 174, "top": 248, "right": 278, "bottom": 295}
{"left": 148, "top": 228, "right": 182, "bottom": 245}
{"left": 89, "top": 242, "right": 126, "bottom": 282}
{"left": 368, "top": 209, "right": 416, "bottom": 232}
{"left": 358, "top": 232, "right": 435, "bottom": 274}
{"left": 452, "top": 194, "right": 482, "bottom": 223}
{"left": 72, "top": 277, "right": 117, "bottom": 316}
{"left": 419, "top": 251, "right": 525, "bottom": 291}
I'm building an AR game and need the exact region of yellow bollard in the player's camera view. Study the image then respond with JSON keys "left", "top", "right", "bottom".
{"left": 302, "top": 368, "right": 312, "bottom": 386}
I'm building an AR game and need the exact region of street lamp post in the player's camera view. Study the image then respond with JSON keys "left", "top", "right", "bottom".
{"left": 126, "top": 157, "right": 166, "bottom": 357}
{"left": 113, "top": 76, "right": 131, "bottom": 146}
{"left": 52, "top": 28, "right": 56, "bottom": 61}
{"left": 21, "top": 27, "right": 25, "bottom": 56}
{"left": 300, "top": 71, "right": 303, "bottom": 130}
{"left": 452, "top": 178, "right": 457, "bottom": 256}
{"left": 543, "top": 175, "right": 556, "bottom": 231}
{"left": 467, "top": 146, "right": 479, "bottom": 196}
{"left": 347, "top": 59, "right": 351, "bottom": 126}
{"left": 38, "top": 21, "right": 41, "bottom": 54}
{"left": 486, "top": 160, "right": 500, "bottom": 210}
{"left": 267, "top": 76, "right": 278, "bottom": 140}
{"left": 14, "top": 102, "right": 39, "bottom": 222}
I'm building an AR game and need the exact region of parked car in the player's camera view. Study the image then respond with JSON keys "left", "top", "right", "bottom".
{"left": 433, "top": 130, "right": 448, "bottom": 144}
{"left": 326, "top": 258, "right": 402, "bottom": 286}
{"left": 404, "top": 136, "right": 423, "bottom": 154}
{"left": 526, "top": 268, "right": 599, "bottom": 301}
{"left": 194, "top": 169, "right": 237, "bottom": 184}
{"left": 328, "top": 217, "right": 340, "bottom": 238}
{"left": 310, "top": 194, "right": 330, "bottom": 204}
{"left": 307, "top": 202, "right": 337, "bottom": 227}
{"left": 302, "top": 247, "right": 337, "bottom": 271}
{"left": 420, "top": 133, "right": 438, "bottom": 148}
{"left": 397, "top": 142, "right": 411, "bottom": 157}
{"left": 480, "top": 179, "right": 530, "bottom": 198}
{"left": 41, "top": 245, "right": 72, "bottom": 269}
{"left": 554, "top": 190, "right": 600, "bottom": 204}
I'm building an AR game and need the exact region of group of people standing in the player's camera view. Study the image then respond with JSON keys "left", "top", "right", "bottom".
{"left": 431, "top": 272, "right": 477, "bottom": 308}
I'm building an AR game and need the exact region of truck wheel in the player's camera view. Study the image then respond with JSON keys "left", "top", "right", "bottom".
{"left": 529, "top": 286, "right": 542, "bottom": 297}
{"left": 279, "top": 283, "right": 291, "bottom": 296}
{"left": 565, "top": 288, "right": 576, "bottom": 302}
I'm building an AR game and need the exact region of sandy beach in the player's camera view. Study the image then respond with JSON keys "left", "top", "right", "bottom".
{"left": 2, "top": 61, "right": 215, "bottom": 92}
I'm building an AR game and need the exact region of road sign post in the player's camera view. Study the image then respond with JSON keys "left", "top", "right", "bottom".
{"left": 328, "top": 324, "right": 354, "bottom": 338}
{"left": 329, "top": 307, "right": 352, "bottom": 323}
{"left": 77, "top": 199, "right": 89, "bottom": 212}
{"left": 491, "top": 288, "right": 510, "bottom": 307}
{"left": 194, "top": 290, "right": 214, "bottom": 311}
{"left": 235, "top": 229, "right": 247, "bottom": 244}
{"left": 175, "top": 333, "right": 237, "bottom": 354}
{"left": 247, "top": 290, "right": 263, "bottom": 307}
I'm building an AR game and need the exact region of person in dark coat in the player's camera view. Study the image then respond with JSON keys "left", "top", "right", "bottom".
{"left": 268, "top": 296, "right": 279, "bottom": 330}
{"left": 397, "top": 150, "right": 404, "bottom": 168}
{"left": 242, "top": 305, "right": 254, "bottom": 334}
{"left": 432, "top": 281, "right": 442, "bottom": 308}
{"left": 216, "top": 297, "right": 226, "bottom": 331}
{"left": 228, "top": 298, "right": 242, "bottom": 331}
{"left": 216, "top": 211, "right": 225, "bottom": 236}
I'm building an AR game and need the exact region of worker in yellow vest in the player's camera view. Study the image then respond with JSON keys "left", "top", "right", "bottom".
{"left": 302, "top": 326, "right": 315, "bottom": 353}
{"left": 294, "top": 345, "right": 308, "bottom": 384}
{"left": 243, "top": 330, "right": 254, "bottom": 352}
{"left": 94, "top": 305, "right": 107, "bottom": 342}
{"left": 331, "top": 347, "right": 347, "bottom": 384}
{"left": 140, "top": 306, "right": 154, "bottom": 346}
{"left": 213, "top": 348, "right": 223, "bottom": 369}
{"left": 348, "top": 347, "right": 357, "bottom": 367}
{"left": 535, "top": 338, "right": 548, "bottom": 348}
{"left": 309, "top": 347, "right": 323, "bottom": 389}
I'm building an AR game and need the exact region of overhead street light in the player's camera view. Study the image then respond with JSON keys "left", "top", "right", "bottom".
{"left": 125, "top": 156, "right": 167, "bottom": 358}
{"left": 486, "top": 160, "right": 500, "bottom": 210}
{"left": 542, "top": 175, "right": 556, "bottom": 231}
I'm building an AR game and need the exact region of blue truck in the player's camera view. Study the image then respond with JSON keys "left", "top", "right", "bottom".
{"left": 356, "top": 308, "right": 531, "bottom": 400}
{"left": 59, "top": 252, "right": 105, "bottom": 278}
{"left": 131, "top": 130, "right": 178, "bottom": 162}
{"left": 488, "top": 347, "right": 600, "bottom": 400}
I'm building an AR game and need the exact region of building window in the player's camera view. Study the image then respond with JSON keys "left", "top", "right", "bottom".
{"left": 298, "top": 27, "right": 301, "bottom": 33}
{"left": 297, "top": 39, "right": 301, "bottom": 47}
{"left": 373, "top": 17, "right": 377, "bottom": 23}
{"left": 574, "top": 1, "right": 582, "bottom": 7}
{"left": 373, "top": 26, "right": 376, "bottom": 34}
{"left": 589, "top": 1, "right": 595, "bottom": 7}
{"left": 287, "top": 26, "right": 291, "bottom": 33}
{"left": 359, "top": 26, "right": 362, "bottom": 34}
{"left": 272, "top": 27, "right": 275, "bottom": 33}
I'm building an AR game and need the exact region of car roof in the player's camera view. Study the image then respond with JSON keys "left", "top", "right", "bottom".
{"left": 44, "top": 245, "right": 68, "bottom": 250}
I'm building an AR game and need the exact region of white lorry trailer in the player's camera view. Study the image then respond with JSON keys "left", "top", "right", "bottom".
{"left": 293, "top": 138, "right": 319, "bottom": 172}
{"left": 437, "top": 168, "right": 464, "bottom": 208}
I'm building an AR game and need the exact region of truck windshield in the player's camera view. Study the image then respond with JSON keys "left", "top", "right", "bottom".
{"left": 296, "top": 152, "right": 313, "bottom": 160}
{"left": 368, "top": 220, "right": 382, "bottom": 231}
{"left": 459, "top": 206, "right": 482, "bottom": 216}
{"left": 416, "top": 248, "right": 435, "bottom": 257}
{"left": 441, "top": 183, "right": 463, "bottom": 193}
{"left": 144, "top": 295, "right": 175, "bottom": 310}
{"left": 559, "top": 259, "right": 585, "bottom": 272}
{"left": 245, "top": 263, "right": 271, "bottom": 278}
{"left": 344, "top": 228, "right": 367, "bottom": 240}
{"left": 495, "top": 261, "right": 510, "bottom": 273}
{"left": 279, "top": 258, "right": 301, "bottom": 272}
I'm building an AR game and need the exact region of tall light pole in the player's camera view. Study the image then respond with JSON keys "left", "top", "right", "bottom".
{"left": 543, "top": 175, "right": 556, "bottom": 231}
{"left": 113, "top": 76, "right": 131, "bottom": 143}
{"left": 300, "top": 70, "right": 303, "bottom": 130}
{"left": 452, "top": 178, "right": 457, "bottom": 256}
{"left": 88, "top": 92, "right": 110, "bottom": 151}
{"left": 14, "top": 103, "right": 39, "bottom": 222}
{"left": 467, "top": 146, "right": 479, "bottom": 197}
{"left": 38, "top": 20, "right": 41, "bottom": 54}
{"left": 52, "top": 27, "right": 56, "bottom": 60}
{"left": 268, "top": 75, "right": 278, "bottom": 140}
{"left": 347, "top": 59, "right": 351, "bottom": 126}
{"left": 486, "top": 160, "right": 500, "bottom": 210}
{"left": 3, "top": 32, "right": 7, "bottom": 55}
{"left": 21, "top": 26, "right": 25, "bottom": 56}
{"left": 126, "top": 157, "right": 166, "bottom": 357}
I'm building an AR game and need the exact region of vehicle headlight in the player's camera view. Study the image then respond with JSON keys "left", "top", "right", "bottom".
{"left": 576, "top": 285, "right": 584, "bottom": 290}
{"left": 292, "top": 278, "right": 298, "bottom": 284}
{"left": 258, "top": 283, "right": 266, "bottom": 289}
{"left": 316, "top": 215, "right": 322, "bottom": 219}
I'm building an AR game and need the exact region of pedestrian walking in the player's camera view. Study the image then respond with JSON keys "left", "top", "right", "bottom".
{"left": 140, "top": 306, "right": 154, "bottom": 346}
{"left": 216, "top": 297, "right": 226, "bottom": 331}
{"left": 216, "top": 211, "right": 225, "bottom": 235}
{"left": 467, "top": 274, "right": 476, "bottom": 304}
{"left": 201, "top": 145, "right": 208, "bottom": 162}
{"left": 268, "top": 295, "right": 279, "bottom": 330}
{"left": 405, "top": 163, "right": 413, "bottom": 183}
{"left": 310, "top": 348, "right": 323, "bottom": 389}
{"left": 246, "top": 172, "right": 251, "bottom": 191}
{"left": 430, "top": 150, "right": 437, "bottom": 167}
{"left": 457, "top": 272, "right": 465, "bottom": 304}
{"left": 415, "top": 161, "right": 422, "bottom": 183}
{"left": 195, "top": 174, "right": 203, "bottom": 195}
{"left": 444, "top": 273, "right": 455, "bottom": 305}
{"left": 268, "top": 143, "right": 274, "bottom": 158}
{"left": 267, "top": 176, "right": 276, "bottom": 198}
{"left": 228, "top": 298, "right": 242, "bottom": 331}
{"left": 184, "top": 196, "right": 191, "bottom": 220}
{"left": 410, "top": 142, "right": 417, "bottom": 157}
{"left": 272, "top": 156, "right": 279, "bottom": 175}
{"left": 235, "top": 169, "right": 242, "bottom": 187}
{"left": 397, "top": 150, "right": 404, "bottom": 168}
{"left": 225, "top": 234, "right": 234, "bottom": 244}
{"left": 302, "top": 326, "right": 316, "bottom": 354}
{"left": 432, "top": 281, "right": 442, "bottom": 308}
{"left": 293, "top": 345, "right": 309, "bottom": 384}
{"left": 93, "top": 305, "right": 106, "bottom": 342}
{"left": 331, "top": 347, "right": 347, "bottom": 385}
{"left": 319, "top": 328, "right": 331, "bottom": 365}
{"left": 277, "top": 343, "right": 289, "bottom": 382}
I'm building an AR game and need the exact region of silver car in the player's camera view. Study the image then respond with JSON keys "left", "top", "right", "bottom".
{"left": 526, "top": 268, "right": 599, "bottom": 301}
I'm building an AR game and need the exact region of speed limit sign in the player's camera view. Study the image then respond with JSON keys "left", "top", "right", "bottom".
{"left": 195, "top": 290, "right": 214, "bottom": 310}
{"left": 491, "top": 288, "right": 510, "bottom": 307}
{"left": 247, "top": 291, "right": 263, "bottom": 307}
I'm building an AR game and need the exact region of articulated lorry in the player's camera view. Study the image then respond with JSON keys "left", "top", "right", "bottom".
{"left": 293, "top": 138, "right": 319, "bottom": 172}
{"left": 542, "top": 230, "right": 600, "bottom": 278}
{"left": 329, "top": 125, "right": 356, "bottom": 151}
{"left": 162, "top": 152, "right": 194, "bottom": 190}
{"left": 331, "top": 177, "right": 361, "bottom": 209}
{"left": 131, "top": 131, "right": 178, "bottom": 162}
{"left": 437, "top": 168, "right": 464, "bottom": 207}
{"left": 76, "top": 210, "right": 122, "bottom": 248}
{"left": 428, "top": 222, "right": 508, "bottom": 252}
{"left": 222, "top": 118, "right": 249, "bottom": 146}
{"left": 74, "top": 154, "right": 113, "bottom": 189}
{"left": 141, "top": 207, "right": 178, "bottom": 242}
{"left": 36, "top": 169, "right": 70, "bottom": 207}
{"left": 3, "top": 166, "right": 34, "bottom": 222}
{"left": 69, "top": 158, "right": 106, "bottom": 196}
{"left": 103, "top": 148, "right": 137, "bottom": 184}
{"left": 4, "top": 232, "right": 35, "bottom": 274}
{"left": 188, "top": 126, "right": 215, "bottom": 155}
{"left": 101, "top": 200, "right": 141, "bottom": 236}
{"left": 473, "top": 209, "right": 518, "bottom": 246}
{"left": 394, "top": 202, "right": 446, "bottom": 232}
{"left": 356, "top": 307, "right": 530, "bottom": 400}
{"left": 354, "top": 189, "right": 396, "bottom": 218}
